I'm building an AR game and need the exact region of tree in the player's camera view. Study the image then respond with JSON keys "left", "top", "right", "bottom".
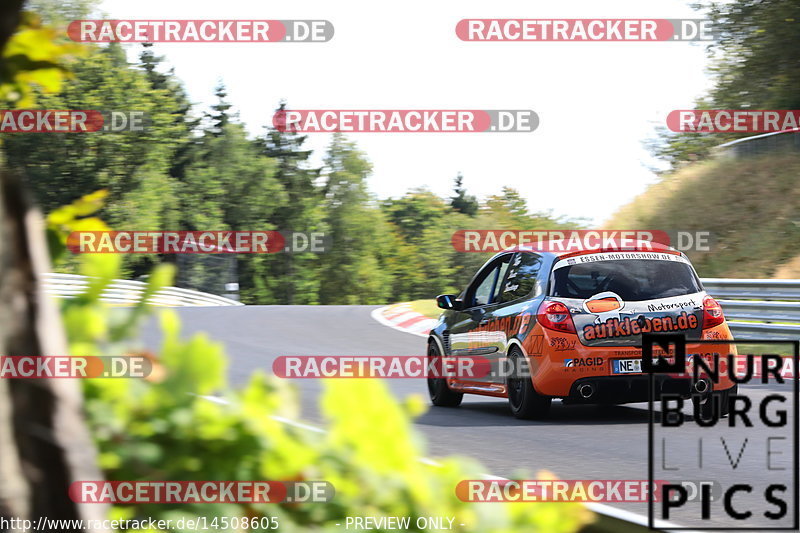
{"left": 0, "top": 5, "right": 106, "bottom": 530}
{"left": 483, "top": 186, "right": 532, "bottom": 228}
{"left": 652, "top": 0, "right": 800, "bottom": 168}
{"left": 3, "top": 44, "right": 193, "bottom": 277}
{"left": 137, "top": 43, "right": 198, "bottom": 194}
{"left": 450, "top": 172, "right": 479, "bottom": 216}
{"left": 318, "top": 134, "right": 391, "bottom": 304}
{"left": 208, "top": 81, "right": 233, "bottom": 135}
{"left": 383, "top": 188, "right": 449, "bottom": 242}
{"left": 179, "top": 120, "right": 285, "bottom": 302}
{"left": 255, "top": 102, "right": 324, "bottom": 304}
{"left": 381, "top": 189, "right": 456, "bottom": 300}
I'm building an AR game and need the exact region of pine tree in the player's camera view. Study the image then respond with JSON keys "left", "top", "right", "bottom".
{"left": 450, "top": 172, "right": 478, "bottom": 216}
{"left": 255, "top": 101, "right": 324, "bottom": 304}
{"left": 209, "top": 81, "right": 232, "bottom": 135}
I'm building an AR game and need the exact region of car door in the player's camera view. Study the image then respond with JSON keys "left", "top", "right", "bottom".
{"left": 448, "top": 253, "right": 513, "bottom": 385}
{"left": 480, "top": 252, "right": 546, "bottom": 384}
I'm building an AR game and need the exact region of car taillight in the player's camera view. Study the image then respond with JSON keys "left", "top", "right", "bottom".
{"left": 537, "top": 301, "right": 576, "bottom": 333}
{"left": 702, "top": 296, "right": 725, "bottom": 329}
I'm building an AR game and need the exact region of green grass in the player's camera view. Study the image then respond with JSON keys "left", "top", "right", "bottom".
{"left": 406, "top": 298, "right": 442, "bottom": 319}
{"left": 731, "top": 342, "right": 795, "bottom": 358}
{"left": 605, "top": 152, "right": 800, "bottom": 279}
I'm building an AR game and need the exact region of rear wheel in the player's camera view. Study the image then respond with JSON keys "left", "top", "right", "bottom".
{"left": 427, "top": 341, "right": 463, "bottom": 407}
{"left": 507, "top": 347, "right": 551, "bottom": 419}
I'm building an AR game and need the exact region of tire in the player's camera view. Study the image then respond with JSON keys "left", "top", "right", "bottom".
{"left": 427, "top": 341, "right": 463, "bottom": 407}
{"left": 693, "top": 384, "right": 738, "bottom": 420}
{"left": 507, "top": 347, "right": 551, "bottom": 419}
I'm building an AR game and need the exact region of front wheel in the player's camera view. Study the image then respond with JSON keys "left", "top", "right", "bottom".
{"left": 427, "top": 341, "right": 463, "bottom": 407}
{"left": 507, "top": 347, "right": 551, "bottom": 419}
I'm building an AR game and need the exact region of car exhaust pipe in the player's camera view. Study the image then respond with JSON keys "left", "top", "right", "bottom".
{"left": 578, "top": 384, "right": 594, "bottom": 399}
{"left": 694, "top": 379, "right": 709, "bottom": 394}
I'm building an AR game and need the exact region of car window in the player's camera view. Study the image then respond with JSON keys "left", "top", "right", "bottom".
{"left": 467, "top": 254, "right": 512, "bottom": 308}
{"left": 472, "top": 270, "right": 496, "bottom": 307}
{"left": 550, "top": 259, "right": 701, "bottom": 300}
{"left": 497, "top": 252, "right": 542, "bottom": 303}
{"left": 492, "top": 260, "right": 511, "bottom": 302}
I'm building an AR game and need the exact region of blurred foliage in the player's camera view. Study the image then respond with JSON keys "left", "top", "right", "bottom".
{"left": 46, "top": 189, "right": 174, "bottom": 350}
{"left": 25, "top": 0, "right": 99, "bottom": 26}
{"left": 652, "top": 0, "right": 800, "bottom": 168}
{"left": 0, "top": 11, "right": 85, "bottom": 107}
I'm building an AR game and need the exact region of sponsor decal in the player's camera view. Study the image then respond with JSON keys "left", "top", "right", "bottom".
{"left": 564, "top": 357, "right": 603, "bottom": 368}
{"left": 583, "top": 312, "right": 699, "bottom": 341}
{"left": 468, "top": 313, "right": 532, "bottom": 344}
{"left": 582, "top": 291, "right": 625, "bottom": 324}
{"left": 647, "top": 298, "right": 698, "bottom": 313}
{"left": 553, "top": 251, "right": 690, "bottom": 270}
{"left": 524, "top": 334, "right": 545, "bottom": 356}
{"left": 549, "top": 337, "right": 576, "bottom": 352}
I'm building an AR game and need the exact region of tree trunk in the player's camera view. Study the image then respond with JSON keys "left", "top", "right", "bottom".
{"left": 0, "top": 169, "right": 109, "bottom": 532}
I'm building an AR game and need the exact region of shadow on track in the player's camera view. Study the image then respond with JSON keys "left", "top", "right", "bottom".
{"left": 415, "top": 400, "right": 653, "bottom": 427}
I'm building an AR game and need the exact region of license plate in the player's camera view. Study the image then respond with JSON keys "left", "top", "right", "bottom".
{"left": 612, "top": 358, "right": 642, "bottom": 374}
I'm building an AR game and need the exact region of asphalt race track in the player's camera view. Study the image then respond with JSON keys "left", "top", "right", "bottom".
{"left": 136, "top": 305, "right": 798, "bottom": 531}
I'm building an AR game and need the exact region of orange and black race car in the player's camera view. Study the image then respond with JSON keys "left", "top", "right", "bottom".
{"left": 427, "top": 241, "right": 737, "bottom": 419}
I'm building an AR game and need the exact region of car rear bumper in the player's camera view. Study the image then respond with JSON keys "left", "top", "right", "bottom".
{"left": 561, "top": 374, "right": 700, "bottom": 404}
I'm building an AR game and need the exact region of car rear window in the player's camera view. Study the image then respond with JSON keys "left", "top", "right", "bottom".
{"left": 550, "top": 259, "right": 702, "bottom": 301}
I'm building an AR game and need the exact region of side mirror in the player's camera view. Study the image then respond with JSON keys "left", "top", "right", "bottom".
{"left": 436, "top": 294, "right": 461, "bottom": 310}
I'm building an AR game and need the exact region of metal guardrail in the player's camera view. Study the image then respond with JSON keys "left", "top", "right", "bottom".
{"left": 40, "top": 274, "right": 799, "bottom": 333}
{"left": 714, "top": 128, "right": 800, "bottom": 158}
{"left": 701, "top": 278, "right": 800, "bottom": 339}
{"left": 42, "top": 272, "right": 243, "bottom": 307}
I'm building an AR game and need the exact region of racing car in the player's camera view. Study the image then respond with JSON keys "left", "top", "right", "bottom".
{"left": 427, "top": 241, "right": 737, "bottom": 419}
